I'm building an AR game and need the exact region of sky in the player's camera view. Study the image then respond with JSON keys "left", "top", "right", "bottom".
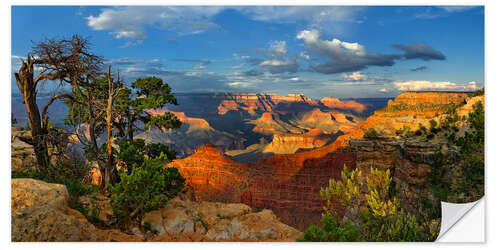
{"left": 11, "top": 6, "right": 484, "bottom": 99}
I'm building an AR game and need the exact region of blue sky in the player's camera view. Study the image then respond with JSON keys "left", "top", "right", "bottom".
{"left": 11, "top": 6, "right": 484, "bottom": 99}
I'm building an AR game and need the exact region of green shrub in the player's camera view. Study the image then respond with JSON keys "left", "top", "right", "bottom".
{"left": 360, "top": 211, "right": 428, "bottom": 242}
{"left": 300, "top": 166, "right": 433, "bottom": 242}
{"left": 418, "top": 123, "right": 427, "bottom": 133}
{"left": 117, "top": 139, "right": 177, "bottom": 172}
{"left": 363, "top": 128, "right": 379, "bottom": 139}
{"left": 108, "top": 157, "right": 185, "bottom": 221}
{"left": 298, "top": 216, "right": 362, "bottom": 242}
{"left": 429, "top": 119, "right": 437, "bottom": 129}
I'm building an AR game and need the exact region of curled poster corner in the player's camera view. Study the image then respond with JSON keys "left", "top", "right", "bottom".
{"left": 436, "top": 197, "right": 484, "bottom": 242}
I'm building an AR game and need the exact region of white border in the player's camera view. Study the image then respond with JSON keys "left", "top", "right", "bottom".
{"left": 2, "top": 0, "right": 496, "bottom": 249}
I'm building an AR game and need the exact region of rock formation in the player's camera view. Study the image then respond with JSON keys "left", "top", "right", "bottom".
{"left": 349, "top": 138, "right": 440, "bottom": 214}
{"left": 11, "top": 178, "right": 300, "bottom": 242}
{"left": 11, "top": 178, "right": 102, "bottom": 241}
{"left": 11, "top": 126, "right": 36, "bottom": 171}
{"left": 142, "top": 198, "right": 301, "bottom": 241}
{"left": 167, "top": 144, "right": 356, "bottom": 230}
{"left": 320, "top": 96, "right": 367, "bottom": 113}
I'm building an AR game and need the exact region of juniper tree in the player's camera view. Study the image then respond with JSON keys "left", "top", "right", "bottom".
{"left": 14, "top": 35, "right": 101, "bottom": 170}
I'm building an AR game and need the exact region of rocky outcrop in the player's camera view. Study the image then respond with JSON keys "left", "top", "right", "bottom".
{"left": 324, "top": 91, "right": 472, "bottom": 149}
{"left": 11, "top": 178, "right": 142, "bottom": 242}
{"left": 250, "top": 112, "right": 303, "bottom": 135}
{"left": 167, "top": 144, "right": 356, "bottom": 230}
{"left": 261, "top": 133, "right": 331, "bottom": 154}
{"left": 320, "top": 96, "right": 367, "bottom": 113}
{"left": 213, "top": 93, "right": 317, "bottom": 115}
{"left": 142, "top": 198, "right": 301, "bottom": 241}
{"left": 138, "top": 110, "right": 240, "bottom": 158}
{"left": 11, "top": 178, "right": 101, "bottom": 241}
{"left": 349, "top": 138, "right": 441, "bottom": 214}
{"left": 391, "top": 91, "right": 469, "bottom": 106}
{"left": 11, "top": 127, "right": 37, "bottom": 171}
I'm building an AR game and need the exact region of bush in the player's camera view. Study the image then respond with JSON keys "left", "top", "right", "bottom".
{"left": 108, "top": 157, "right": 185, "bottom": 221}
{"left": 117, "top": 139, "right": 177, "bottom": 172}
{"left": 429, "top": 119, "right": 437, "bottom": 129}
{"left": 300, "top": 166, "right": 433, "bottom": 242}
{"left": 298, "top": 216, "right": 362, "bottom": 242}
{"left": 363, "top": 128, "right": 379, "bottom": 139}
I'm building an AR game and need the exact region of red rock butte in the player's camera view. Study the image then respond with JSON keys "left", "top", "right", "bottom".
{"left": 320, "top": 96, "right": 367, "bottom": 113}
{"left": 167, "top": 143, "right": 356, "bottom": 230}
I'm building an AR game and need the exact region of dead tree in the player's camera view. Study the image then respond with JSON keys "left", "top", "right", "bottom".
{"left": 14, "top": 35, "right": 102, "bottom": 170}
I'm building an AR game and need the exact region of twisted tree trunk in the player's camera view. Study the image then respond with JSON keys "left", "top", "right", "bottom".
{"left": 14, "top": 56, "right": 50, "bottom": 170}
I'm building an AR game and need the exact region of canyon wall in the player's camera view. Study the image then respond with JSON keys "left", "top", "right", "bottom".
{"left": 167, "top": 144, "right": 356, "bottom": 230}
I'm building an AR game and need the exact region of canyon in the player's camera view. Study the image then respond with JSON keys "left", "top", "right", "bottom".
{"left": 165, "top": 91, "right": 478, "bottom": 231}
{"left": 11, "top": 90, "right": 481, "bottom": 240}
{"left": 133, "top": 93, "right": 374, "bottom": 159}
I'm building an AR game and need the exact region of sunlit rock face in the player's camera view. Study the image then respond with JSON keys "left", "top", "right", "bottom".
{"left": 325, "top": 91, "right": 471, "bottom": 149}
{"left": 320, "top": 96, "right": 367, "bottom": 113}
{"left": 167, "top": 144, "right": 356, "bottom": 231}
{"left": 142, "top": 198, "right": 301, "bottom": 242}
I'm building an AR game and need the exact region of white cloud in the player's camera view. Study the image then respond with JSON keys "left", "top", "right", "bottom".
{"left": 268, "top": 41, "right": 287, "bottom": 59}
{"left": 251, "top": 41, "right": 299, "bottom": 74}
{"left": 87, "top": 7, "right": 365, "bottom": 42}
{"left": 297, "top": 29, "right": 400, "bottom": 74}
{"left": 342, "top": 71, "right": 368, "bottom": 81}
{"left": 228, "top": 81, "right": 254, "bottom": 88}
{"left": 379, "top": 88, "right": 388, "bottom": 93}
{"left": 289, "top": 77, "right": 300, "bottom": 81}
{"left": 259, "top": 59, "right": 295, "bottom": 67}
{"left": 298, "top": 52, "right": 310, "bottom": 61}
{"left": 394, "top": 80, "right": 480, "bottom": 91}
{"left": 238, "top": 6, "right": 364, "bottom": 34}
{"left": 87, "top": 6, "right": 224, "bottom": 40}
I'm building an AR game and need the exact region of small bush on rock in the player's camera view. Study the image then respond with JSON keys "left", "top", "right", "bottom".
{"left": 109, "top": 157, "right": 185, "bottom": 221}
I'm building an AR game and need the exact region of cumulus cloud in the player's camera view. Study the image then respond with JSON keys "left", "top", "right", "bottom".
{"left": 259, "top": 59, "right": 299, "bottom": 74}
{"left": 297, "top": 52, "right": 310, "bottom": 61}
{"left": 393, "top": 80, "right": 479, "bottom": 91}
{"left": 87, "top": 6, "right": 224, "bottom": 40}
{"left": 268, "top": 40, "right": 288, "bottom": 59}
{"left": 342, "top": 71, "right": 368, "bottom": 81}
{"left": 87, "top": 6, "right": 365, "bottom": 43}
{"left": 242, "top": 40, "right": 299, "bottom": 75}
{"left": 297, "top": 29, "right": 400, "bottom": 74}
{"left": 393, "top": 42, "right": 445, "bottom": 61}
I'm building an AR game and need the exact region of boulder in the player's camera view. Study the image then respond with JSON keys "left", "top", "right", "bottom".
{"left": 11, "top": 178, "right": 100, "bottom": 241}
{"left": 141, "top": 198, "right": 301, "bottom": 241}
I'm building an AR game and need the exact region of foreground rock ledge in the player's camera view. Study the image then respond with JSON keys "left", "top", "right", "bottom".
{"left": 11, "top": 178, "right": 301, "bottom": 242}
